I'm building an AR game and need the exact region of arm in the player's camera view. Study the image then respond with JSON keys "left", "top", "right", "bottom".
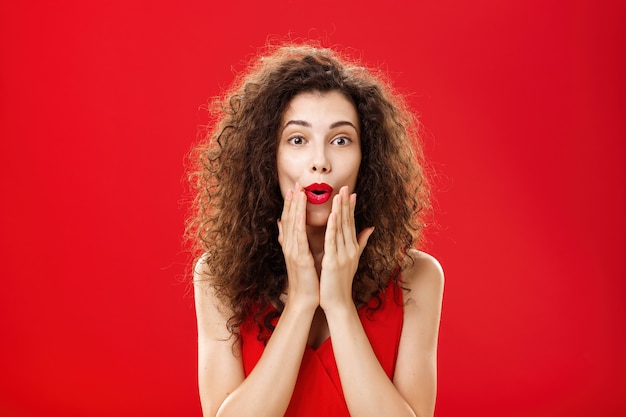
{"left": 195, "top": 186, "right": 320, "bottom": 417}
{"left": 320, "top": 189, "right": 444, "bottom": 417}
{"left": 195, "top": 264, "right": 317, "bottom": 417}
{"left": 194, "top": 270, "right": 244, "bottom": 417}
{"left": 392, "top": 251, "right": 444, "bottom": 417}
{"left": 325, "top": 251, "right": 443, "bottom": 417}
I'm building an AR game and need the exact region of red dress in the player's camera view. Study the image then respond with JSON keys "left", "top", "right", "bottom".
{"left": 240, "top": 280, "right": 404, "bottom": 417}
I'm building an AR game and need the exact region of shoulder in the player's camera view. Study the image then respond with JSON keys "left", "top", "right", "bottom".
{"left": 392, "top": 250, "right": 443, "bottom": 414}
{"left": 397, "top": 250, "right": 444, "bottom": 344}
{"left": 193, "top": 256, "right": 214, "bottom": 303}
{"left": 193, "top": 258, "right": 245, "bottom": 416}
{"left": 193, "top": 256, "right": 233, "bottom": 334}
{"left": 400, "top": 249, "right": 444, "bottom": 298}
{"left": 398, "top": 248, "right": 444, "bottom": 338}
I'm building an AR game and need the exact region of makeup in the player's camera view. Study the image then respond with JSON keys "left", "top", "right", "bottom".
{"left": 304, "top": 183, "right": 333, "bottom": 205}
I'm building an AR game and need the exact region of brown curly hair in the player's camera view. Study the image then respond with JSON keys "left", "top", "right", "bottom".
{"left": 186, "top": 43, "right": 430, "bottom": 340}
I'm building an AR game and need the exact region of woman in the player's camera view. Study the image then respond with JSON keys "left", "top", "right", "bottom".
{"left": 187, "top": 44, "right": 444, "bottom": 417}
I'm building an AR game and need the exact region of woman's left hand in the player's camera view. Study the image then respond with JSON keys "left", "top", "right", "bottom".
{"left": 319, "top": 186, "right": 375, "bottom": 313}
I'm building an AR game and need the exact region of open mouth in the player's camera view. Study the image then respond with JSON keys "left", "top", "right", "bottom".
{"left": 304, "top": 183, "right": 334, "bottom": 205}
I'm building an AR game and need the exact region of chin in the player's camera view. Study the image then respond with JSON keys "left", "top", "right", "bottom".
{"left": 305, "top": 209, "right": 331, "bottom": 228}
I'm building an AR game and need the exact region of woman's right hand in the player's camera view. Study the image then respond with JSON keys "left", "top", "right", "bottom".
{"left": 199, "top": 184, "right": 322, "bottom": 417}
{"left": 277, "top": 183, "right": 320, "bottom": 309}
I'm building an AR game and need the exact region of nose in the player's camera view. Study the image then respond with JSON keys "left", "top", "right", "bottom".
{"left": 310, "top": 146, "right": 330, "bottom": 173}
{"left": 311, "top": 162, "right": 329, "bottom": 173}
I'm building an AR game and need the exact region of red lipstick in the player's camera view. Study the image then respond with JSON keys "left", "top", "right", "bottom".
{"left": 304, "top": 183, "right": 334, "bottom": 205}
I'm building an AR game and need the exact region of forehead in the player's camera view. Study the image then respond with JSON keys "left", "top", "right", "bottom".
{"left": 281, "top": 90, "right": 359, "bottom": 127}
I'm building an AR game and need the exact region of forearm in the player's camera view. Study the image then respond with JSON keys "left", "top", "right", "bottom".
{"left": 325, "top": 305, "right": 417, "bottom": 417}
{"left": 214, "top": 301, "right": 315, "bottom": 417}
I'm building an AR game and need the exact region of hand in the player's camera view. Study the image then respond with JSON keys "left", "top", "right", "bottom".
{"left": 319, "top": 186, "right": 375, "bottom": 313}
{"left": 277, "top": 183, "right": 320, "bottom": 310}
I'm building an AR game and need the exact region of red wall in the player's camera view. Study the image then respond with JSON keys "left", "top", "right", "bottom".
{"left": 1, "top": 1, "right": 624, "bottom": 416}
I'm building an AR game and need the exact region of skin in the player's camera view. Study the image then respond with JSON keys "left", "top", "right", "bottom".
{"left": 276, "top": 90, "right": 364, "bottom": 292}
{"left": 194, "top": 90, "right": 444, "bottom": 417}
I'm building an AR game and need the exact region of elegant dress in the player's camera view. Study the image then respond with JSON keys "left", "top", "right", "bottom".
{"left": 240, "top": 280, "right": 404, "bottom": 417}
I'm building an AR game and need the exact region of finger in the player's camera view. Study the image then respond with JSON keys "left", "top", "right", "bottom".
{"left": 357, "top": 227, "right": 375, "bottom": 256}
{"left": 279, "top": 189, "right": 293, "bottom": 250}
{"left": 331, "top": 192, "right": 345, "bottom": 255}
{"left": 288, "top": 183, "right": 305, "bottom": 239}
{"left": 288, "top": 184, "right": 299, "bottom": 237}
{"left": 295, "top": 185, "right": 308, "bottom": 253}
{"left": 349, "top": 191, "right": 357, "bottom": 224}
{"left": 325, "top": 201, "right": 338, "bottom": 257}
{"left": 294, "top": 183, "right": 306, "bottom": 226}
{"left": 281, "top": 189, "right": 293, "bottom": 223}
{"left": 349, "top": 192, "right": 358, "bottom": 246}
{"left": 334, "top": 187, "right": 349, "bottom": 251}
{"left": 340, "top": 187, "right": 355, "bottom": 247}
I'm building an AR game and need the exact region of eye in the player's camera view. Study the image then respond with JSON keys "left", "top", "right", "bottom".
{"left": 331, "top": 136, "right": 352, "bottom": 146}
{"left": 287, "top": 135, "right": 307, "bottom": 146}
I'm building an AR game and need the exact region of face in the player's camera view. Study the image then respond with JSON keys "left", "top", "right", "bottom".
{"left": 277, "top": 90, "right": 362, "bottom": 227}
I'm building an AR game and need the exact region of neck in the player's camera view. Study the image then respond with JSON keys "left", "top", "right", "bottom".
{"left": 306, "top": 225, "right": 326, "bottom": 275}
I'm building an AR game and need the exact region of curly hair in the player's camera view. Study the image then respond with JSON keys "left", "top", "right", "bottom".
{"left": 186, "top": 43, "right": 430, "bottom": 341}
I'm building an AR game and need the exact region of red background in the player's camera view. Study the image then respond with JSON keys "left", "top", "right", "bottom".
{"left": 1, "top": 1, "right": 624, "bottom": 416}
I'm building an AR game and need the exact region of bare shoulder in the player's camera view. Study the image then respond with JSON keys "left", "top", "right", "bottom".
{"left": 193, "top": 258, "right": 245, "bottom": 415}
{"left": 400, "top": 249, "right": 444, "bottom": 299}
{"left": 398, "top": 250, "right": 444, "bottom": 341}
{"left": 193, "top": 256, "right": 234, "bottom": 340}
{"left": 193, "top": 256, "right": 223, "bottom": 302}
{"left": 193, "top": 256, "right": 215, "bottom": 296}
{"left": 392, "top": 250, "right": 443, "bottom": 415}
{"left": 193, "top": 257, "right": 216, "bottom": 309}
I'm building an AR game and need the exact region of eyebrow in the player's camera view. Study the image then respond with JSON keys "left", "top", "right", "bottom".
{"left": 282, "top": 120, "right": 359, "bottom": 133}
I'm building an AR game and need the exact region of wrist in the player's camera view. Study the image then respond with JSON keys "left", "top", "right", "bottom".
{"left": 320, "top": 297, "right": 357, "bottom": 319}
{"left": 284, "top": 293, "right": 319, "bottom": 316}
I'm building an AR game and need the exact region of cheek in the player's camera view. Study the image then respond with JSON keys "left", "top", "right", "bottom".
{"left": 277, "top": 162, "right": 293, "bottom": 180}
{"left": 349, "top": 156, "right": 362, "bottom": 186}
{"left": 276, "top": 170, "right": 289, "bottom": 196}
{"left": 277, "top": 155, "right": 298, "bottom": 193}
